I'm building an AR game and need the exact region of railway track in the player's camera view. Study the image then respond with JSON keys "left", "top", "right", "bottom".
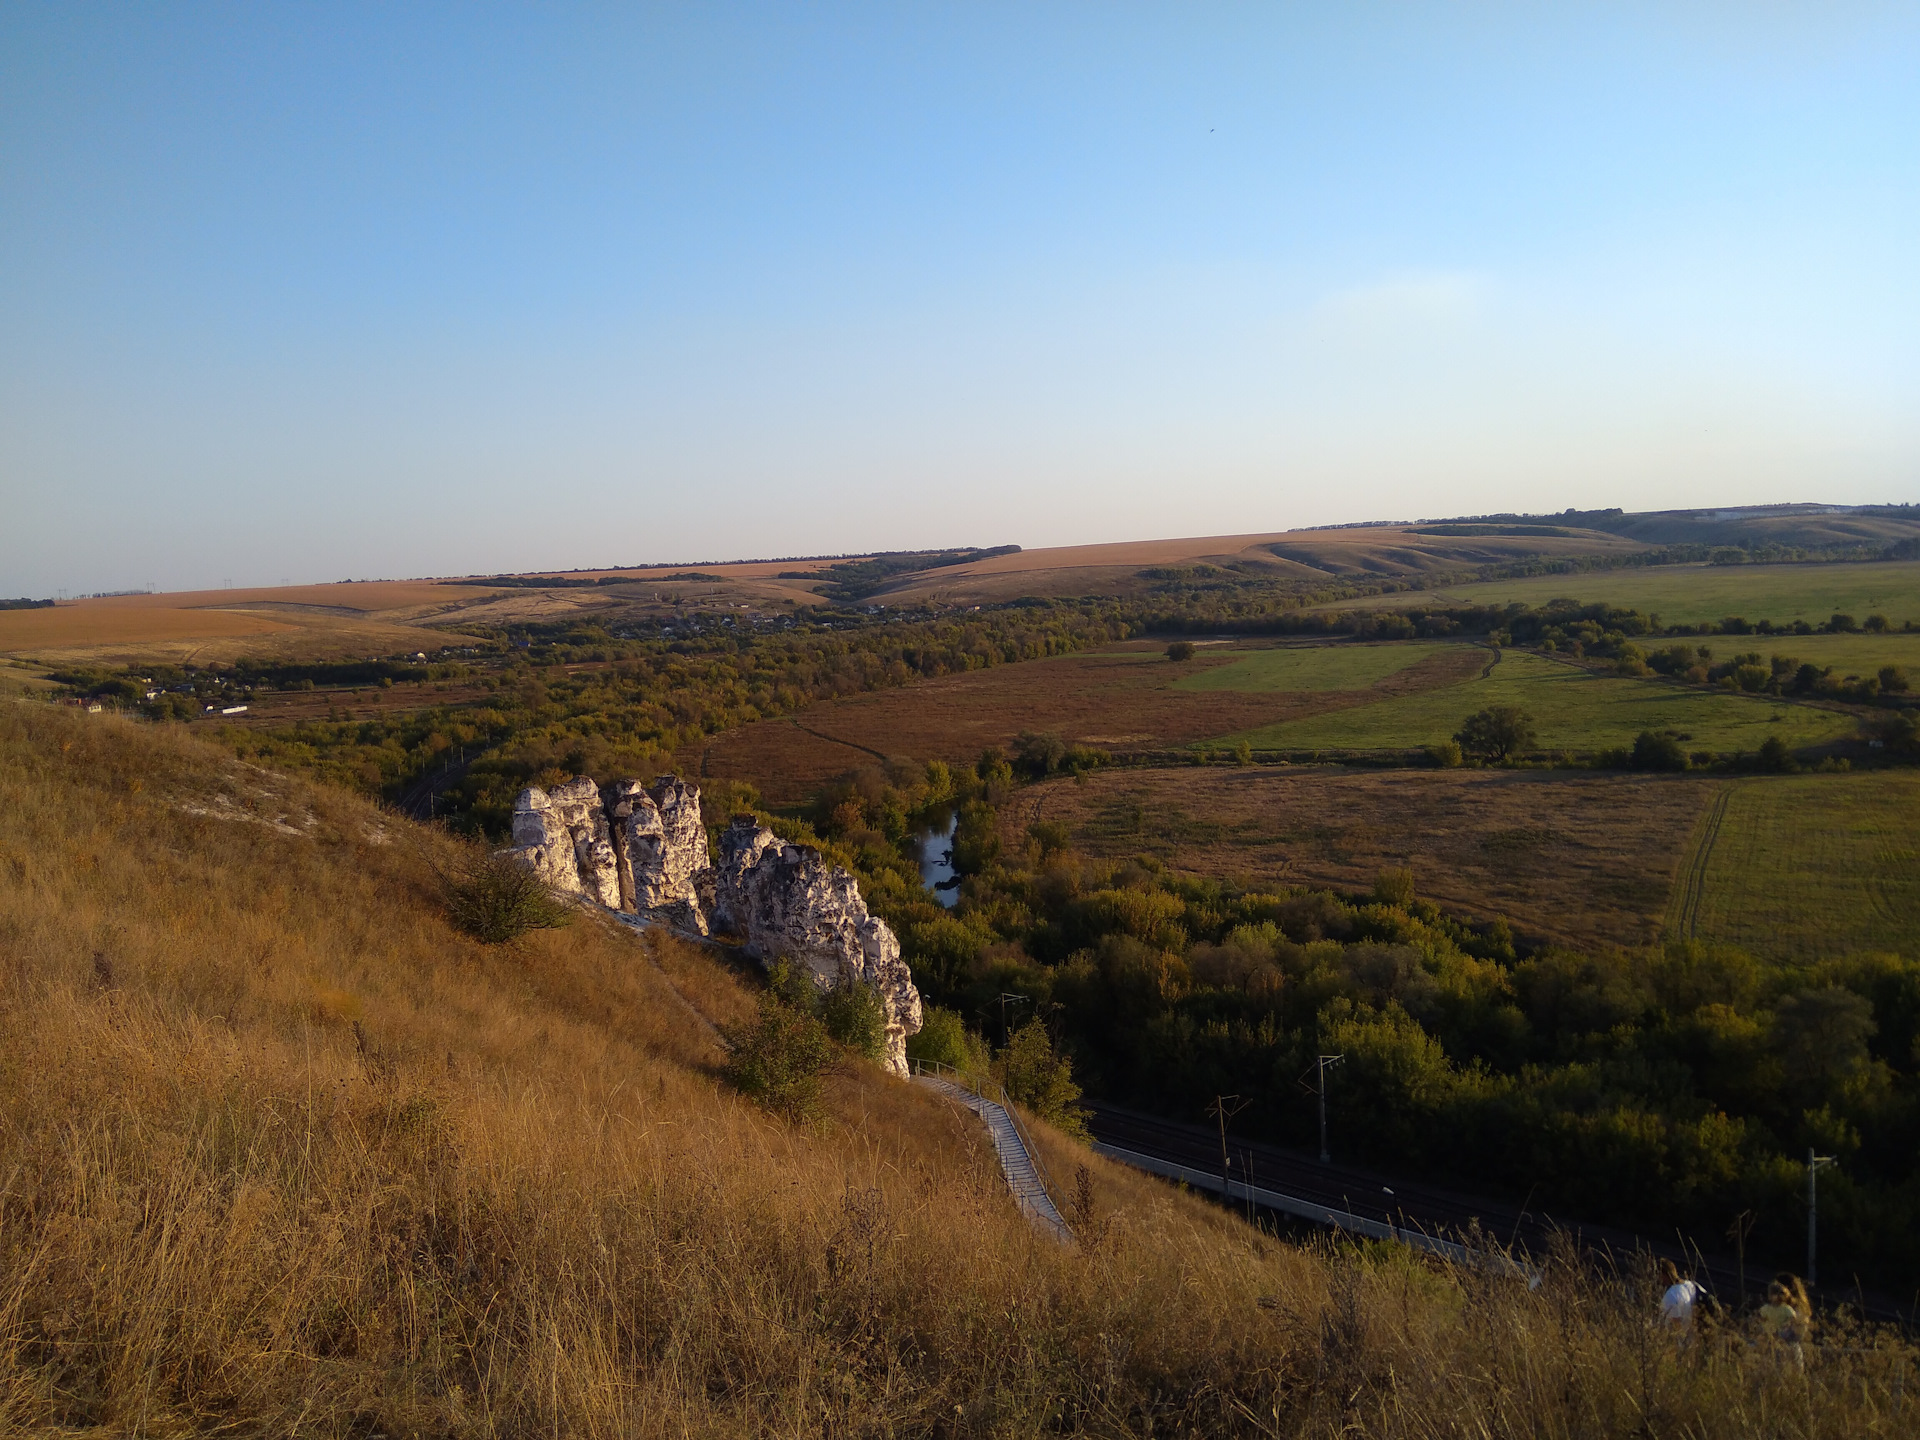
{"left": 1087, "top": 1101, "right": 1910, "bottom": 1324}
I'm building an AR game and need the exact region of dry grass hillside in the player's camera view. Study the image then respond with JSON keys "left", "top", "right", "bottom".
{"left": 873, "top": 527, "right": 1645, "bottom": 605}
{"left": 0, "top": 583, "right": 509, "bottom": 669}
{"left": 1, "top": 703, "right": 1913, "bottom": 1436}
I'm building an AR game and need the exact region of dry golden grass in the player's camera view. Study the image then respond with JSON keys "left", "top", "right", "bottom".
{"left": 1017, "top": 766, "right": 1721, "bottom": 950}
{"left": 0, "top": 605, "right": 301, "bottom": 652}
{"left": 0, "top": 583, "right": 510, "bottom": 667}
{"left": 876, "top": 527, "right": 1645, "bottom": 604}
{"left": 0, "top": 702, "right": 1911, "bottom": 1436}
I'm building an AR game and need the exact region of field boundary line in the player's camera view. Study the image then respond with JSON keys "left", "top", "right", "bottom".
{"left": 1670, "top": 784, "right": 1735, "bottom": 941}
{"left": 789, "top": 719, "right": 888, "bottom": 761}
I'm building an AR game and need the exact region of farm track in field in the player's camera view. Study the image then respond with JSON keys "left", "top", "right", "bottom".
{"left": 1670, "top": 784, "right": 1735, "bottom": 941}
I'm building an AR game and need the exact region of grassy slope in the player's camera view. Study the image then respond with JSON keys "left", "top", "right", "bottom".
{"left": 1, "top": 703, "right": 1911, "bottom": 1435}
{"left": 1324, "top": 559, "right": 1920, "bottom": 626}
{"left": 1172, "top": 641, "right": 1472, "bottom": 693}
{"left": 1668, "top": 772, "right": 1920, "bottom": 960}
{"left": 1218, "top": 650, "right": 1855, "bottom": 754}
{"left": 1678, "top": 630, "right": 1920, "bottom": 677}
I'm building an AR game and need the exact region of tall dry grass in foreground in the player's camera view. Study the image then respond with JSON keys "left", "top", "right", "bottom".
{"left": 0, "top": 702, "right": 1912, "bottom": 1437}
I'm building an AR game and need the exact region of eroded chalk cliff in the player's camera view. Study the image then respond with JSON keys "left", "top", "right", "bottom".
{"left": 503, "top": 776, "right": 922, "bottom": 1076}
{"left": 714, "top": 817, "right": 923, "bottom": 1076}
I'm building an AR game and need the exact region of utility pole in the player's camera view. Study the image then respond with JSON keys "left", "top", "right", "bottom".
{"left": 1316, "top": 1054, "right": 1345, "bottom": 1164}
{"left": 1727, "top": 1210, "right": 1756, "bottom": 1309}
{"left": 996, "top": 992, "right": 1030, "bottom": 1047}
{"left": 1206, "top": 1095, "right": 1251, "bottom": 1204}
{"left": 1807, "top": 1148, "right": 1836, "bottom": 1287}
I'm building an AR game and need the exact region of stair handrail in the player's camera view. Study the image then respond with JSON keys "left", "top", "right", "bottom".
{"left": 910, "top": 1056, "right": 1071, "bottom": 1232}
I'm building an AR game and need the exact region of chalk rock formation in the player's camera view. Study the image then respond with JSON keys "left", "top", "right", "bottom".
{"left": 506, "top": 775, "right": 713, "bottom": 929}
{"left": 549, "top": 776, "right": 623, "bottom": 909}
{"left": 714, "top": 817, "right": 923, "bottom": 1076}
{"left": 505, "top": 783, "right": 923, "bottom": 1075}
{"left": 507, "top": 787, "right": 583, "bottom": 895}
{"left": 608, "top": 776, "right": 712, "bottom": 934}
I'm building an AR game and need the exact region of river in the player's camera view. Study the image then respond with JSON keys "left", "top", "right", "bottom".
{"left": 915, "top": 809, "right": 960, "bottom": 908}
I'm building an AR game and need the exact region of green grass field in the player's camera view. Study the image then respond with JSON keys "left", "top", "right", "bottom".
{"left": 1324, "top": 560, "right": 1920, "bottom": 627}
{"left": 1171, "top": 640, "right": 1472, "bottom": 692}
{"left": 1668, "top": 773, "right": 1920, "bottom": 960}
{"left": 1215, "top": 650, "right": 1856, "bottom": 754}
{"left": 1673, "top": 630, "right": 1920, "bottom": 680}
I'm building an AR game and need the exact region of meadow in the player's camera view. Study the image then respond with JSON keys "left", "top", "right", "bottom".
{"left": 1219, "top": 649, "right": 1857, "bottom": 755}
{"left": 689, "top": 641, "right": 1490, "bottom": 801}
{"left": 12, "top": 703, "right": 1912, "bottom": 1435}
{"left": 1669, "top": 771, "right": 1920, "bottom": 960}
{"left": 1680, "top": 629, "right": 1920, "bottom": 679}
{"left": 1016, "top": 765, "right": 1716, "bottom": 950}
{"left": 1333, "top": 559, "right": 1920, "bottom": 627}
{"left": 1171, "top": 640, "right": 1477, "bottom": 692}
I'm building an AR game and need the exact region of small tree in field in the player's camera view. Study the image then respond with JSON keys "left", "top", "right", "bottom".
{"left": 1454, "top": 706, "right": 1536, "bottom": 764}
{"left": 1165, "top": 640, "right": 1195, "bottom": 661}
{"left": 998, "top": 1020, "right": 1090, "bottom": 1139}
{"left": 724, "top": 986, "right": 833, "bottom": 1121}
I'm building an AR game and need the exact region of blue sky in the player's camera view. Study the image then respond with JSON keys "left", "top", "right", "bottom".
{"left": 3, "top": 3, "right": 1917, "bottom": 593}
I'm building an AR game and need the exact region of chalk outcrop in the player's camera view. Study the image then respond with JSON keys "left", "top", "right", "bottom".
{"left": 506, "top": 775, "right": 710, "bottom": 925}
{"left": 714, "top": 817, "right": 922, "bottom": 1076}
{"left": 503, "top": 777, "right": 923, "bottom": 1076}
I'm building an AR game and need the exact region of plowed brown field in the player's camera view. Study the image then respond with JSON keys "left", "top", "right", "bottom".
{"left": 1007, "top": 766, "right": 1719, "bottom": 950}
{"left": 684, "top": 641, "right": 1489, "bottom": 804}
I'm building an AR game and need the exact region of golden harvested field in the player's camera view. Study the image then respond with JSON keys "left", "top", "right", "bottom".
{"left": 1013, "top": 766, "right": 1721, "bottom": 950}
{"left": 0, "top": 605, "right": 299, "bottom": 652}
{"left": 0, "top": 581, "right": 509, "bottom": 667}
{"left": 1667, "top": 772, "right": 1920, "bottom": 960}
{"left": 688, "top": 641, "right": 1489, "bottom": 803}
{"left": 875, "top": 525, "right": 1644, "bottom": 604}
{"left": 71, "top": 580, "right": 503, "bottom": 613}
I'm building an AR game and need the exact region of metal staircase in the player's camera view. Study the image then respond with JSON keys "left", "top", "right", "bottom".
{"left": 911, "top": 1060, "right": 1073, "bottom": 1246}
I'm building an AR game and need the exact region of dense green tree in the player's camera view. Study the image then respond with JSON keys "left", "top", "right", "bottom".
{"left": 1630, "top": 730, "right": 1689, "bottom": 771}
{"left": 1454, "top": 705, "right": 1537, "bottom": 763}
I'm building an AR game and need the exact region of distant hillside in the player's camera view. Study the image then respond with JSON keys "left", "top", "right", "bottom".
{"left": 1425, "top": 503, "right": 1920, "bottom": 553}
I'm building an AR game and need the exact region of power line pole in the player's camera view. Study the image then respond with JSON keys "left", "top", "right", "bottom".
{"left": 1727, "top": 1210, "right": 1756, "bottom": 1310}
{"left": 1316, "top": 1054, "right": 1345, "bottom": 1164}
{"left": 1807, "top": 1148, "right": 1836, "bottom": 1287}
{"left": 996, "top": 992, "right": 1029, "bottom": 1048}
{"left": 1206, "top": 1095, "right": 1251, "bottom": 1205}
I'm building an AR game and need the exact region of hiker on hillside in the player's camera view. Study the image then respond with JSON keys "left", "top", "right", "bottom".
{"left": 1755, "top": 1273, "right": 1810, "bottom": 1368}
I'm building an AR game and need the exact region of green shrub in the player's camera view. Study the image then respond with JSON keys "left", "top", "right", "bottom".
{"left": 1427, "top": 739, "right": 1463, "bottom": 768}
{"left": 1165, "top": 640, "right": 1196, "bottom": 661}
{"left": 997, "top": 1020, "right": 1090, "bottom": 1139}
{"left": 906, "top": 1005, "right": 991, "bottom": 1076}
{"left": 1630, "top": 731, "right": 1689, "bottom": 771}
{"left": 1027, "top": 819, "right": 1071, "bottom": 860}
{"left": 442, "top": 852, "right": 573, "bottom": 944}
{"left": 1373, "top": 868, "right": 1415, "bottom": 908}
{"left": 723, "top": 991, "right": 833, "bottom": 1121}
{"left": 820, "top": 979, "right": 887, "bottom": 1062}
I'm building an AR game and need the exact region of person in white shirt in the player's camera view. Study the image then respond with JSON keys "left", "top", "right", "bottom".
{"left": 1657, "top": 1258, "right": 1702, "bottom": 1339}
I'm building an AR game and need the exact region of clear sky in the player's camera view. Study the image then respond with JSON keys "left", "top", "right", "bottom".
{"left": 3, "top": 3, "right": 1917, "bottom": 594}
